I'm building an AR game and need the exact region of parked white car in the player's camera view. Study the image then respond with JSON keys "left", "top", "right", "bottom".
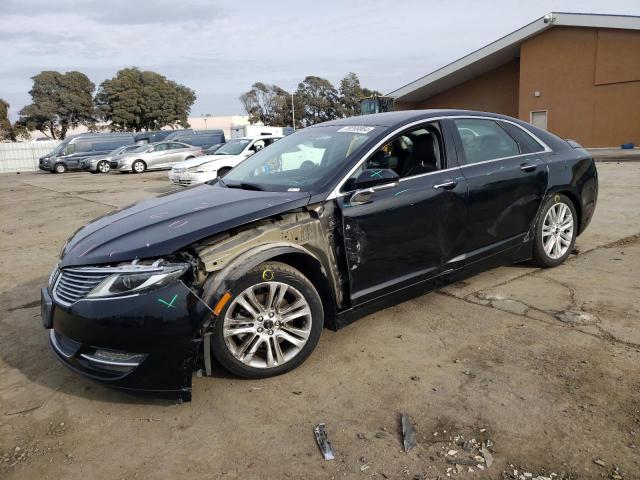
{"left": 168, "top": 136, "right": 282, "bottom": 187}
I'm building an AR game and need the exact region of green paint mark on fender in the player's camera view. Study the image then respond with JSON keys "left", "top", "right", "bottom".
{"left": 158, "top": 294, "right": 178, "bottom": 309}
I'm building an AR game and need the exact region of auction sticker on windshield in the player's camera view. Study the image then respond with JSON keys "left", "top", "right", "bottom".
{"left": 337, "top": 126, "right": 375, "bottom": 134}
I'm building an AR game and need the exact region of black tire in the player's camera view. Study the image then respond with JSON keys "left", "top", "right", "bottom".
{"left": 210, "top": 261, "right": 324, "bottom": 379}
{"left": 217, "top": 167, "right": 231, "bottom": 178}
{"left": 532, "top": 193, "right": 577, "bottom": 268}
{"left": 53, "top": 163, "right": 66, "bottom": 174}
{"left": 97, "top": 161, "right": 111, "bottom": 174}
{"left": 132, "top": 160, "right": 146, "bottom": 174}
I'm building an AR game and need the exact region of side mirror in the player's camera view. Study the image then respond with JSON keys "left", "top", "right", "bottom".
{"left": 353, "top": 168, "right": 399, "bottom": 190}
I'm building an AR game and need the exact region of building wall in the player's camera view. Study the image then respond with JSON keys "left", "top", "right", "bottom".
{"left": 519, "top": 27, "right": 640, "bottom": 147}
{"left": 396, "top": 59, "right": 520, "bottom": 117}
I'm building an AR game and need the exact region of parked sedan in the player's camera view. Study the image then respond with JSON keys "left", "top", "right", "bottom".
{"left": 168, "top": 136, "right": 281, "bottom": 187}
{"left": 81, "top": 145, "right": 142, "bottom": 173}
{"left": 111, "top": 141, "right": 202, "bottom": 173}
{"left": 42, "top": 110, "right": 597, "bottom": 401}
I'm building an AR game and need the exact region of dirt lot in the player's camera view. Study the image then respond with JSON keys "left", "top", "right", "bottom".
{"left": 1, "top": 165, "right": 639, "bottom": 480}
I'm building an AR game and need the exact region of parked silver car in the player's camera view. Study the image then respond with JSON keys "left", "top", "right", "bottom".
{"left": 81, "top": 145, "right": 142, "bottom": 173}
{"left": 110, "top": 141, "right": 202, "bottom": 173}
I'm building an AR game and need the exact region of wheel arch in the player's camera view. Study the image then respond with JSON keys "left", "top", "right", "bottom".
{"left": 546, "top": 187, "right": 582, "bottom": 235}
{"left": 201, "top": 244, "right": 338, "bottom": 330}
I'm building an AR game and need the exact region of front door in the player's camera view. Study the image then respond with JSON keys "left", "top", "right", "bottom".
{"left": 338, "top": 121, "right": 467, "bottom": 306}
{"left": 450, "top": 117, "right": 549, "bottom": 262}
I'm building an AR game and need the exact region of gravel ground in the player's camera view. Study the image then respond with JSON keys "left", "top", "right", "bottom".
{"left": 1, "top": 165, "right": 639, "bottom": 480}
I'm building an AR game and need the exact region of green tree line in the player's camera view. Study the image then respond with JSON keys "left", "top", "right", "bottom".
{"left": 1, "top": 68, "right": 196, "bottom": 140}
{"left": 239, "top": 72, "right": 381, "bottom": 128}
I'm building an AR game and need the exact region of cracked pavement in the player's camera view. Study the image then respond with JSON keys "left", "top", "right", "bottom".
{"left": 1, "top": 164, "right": 639, "bottom": 479}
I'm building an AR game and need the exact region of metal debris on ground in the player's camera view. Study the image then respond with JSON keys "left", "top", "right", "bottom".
{"left": 313, "top": 423, "right": 335, "bottom": 460}
{"left": 481, "top": 442, "right": 494, "bottom": 467}
{"left": 401, "top": 412, "right": 417, "bottom": 452}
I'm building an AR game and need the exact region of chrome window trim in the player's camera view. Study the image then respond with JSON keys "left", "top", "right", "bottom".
{"left": 326, "top": 115, "right": 552, "bottom": 199}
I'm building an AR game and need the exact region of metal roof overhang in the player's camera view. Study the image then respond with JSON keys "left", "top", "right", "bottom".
{"left": 388, "top": 12, "right": 640, "bottom": 103}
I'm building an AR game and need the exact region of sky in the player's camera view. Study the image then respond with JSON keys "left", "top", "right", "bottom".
{"left": 1, "top": 0, "right": 638, "bottom": 121}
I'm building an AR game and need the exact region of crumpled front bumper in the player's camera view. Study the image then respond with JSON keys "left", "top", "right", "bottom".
{"left": 43, "top": 280, "right": 213, "bottom": 401}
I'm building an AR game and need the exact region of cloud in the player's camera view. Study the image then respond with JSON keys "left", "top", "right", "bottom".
{"left": 1, "top": 0, "right": 639, "bottom": 119}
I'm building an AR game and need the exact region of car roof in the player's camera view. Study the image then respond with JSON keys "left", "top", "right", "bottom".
{"left": 66, "top": 132, "right": 134, "bottom": 141}
{"left": 234, "top": 135, "right": 282, "bottom": 140}
{"left": 317, "top": 109, "right": 517, "bottom": 127}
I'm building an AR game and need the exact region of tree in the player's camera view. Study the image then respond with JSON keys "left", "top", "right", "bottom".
{"left": 0, "top": 99, "right": 14, "bottom": 141}
{"left": 17, "top": 71, "right": 95, "bottom": 139}
{"left": 95, "top": 68, "right": 196, "bottom": 131}
{"left": 338, "top": 72, "right": 382, "bottom": 117}
{"left": 295, "top": 76, "right": 340, "bottom": 126}
{"left": 239, "top": 82, "right": 300, "bottom": 127}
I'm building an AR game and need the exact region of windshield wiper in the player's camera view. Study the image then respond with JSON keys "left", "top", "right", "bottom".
{"left": 226, "top": 182, "right": 264, "bottom": 191}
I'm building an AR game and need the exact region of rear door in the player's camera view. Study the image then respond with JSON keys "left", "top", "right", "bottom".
{"left": 147, "top": 142, "right": 170, "bottom": 168}
{"left": 338, "top": 121, "right": 467, "bottom": 306}
{"left": 450, "top": 117, "right": 549, "bottom": 263}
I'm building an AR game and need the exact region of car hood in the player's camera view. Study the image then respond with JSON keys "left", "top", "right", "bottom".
{"left": 59, "top": 184, "right": 311, "bottom": 268}
{"left": 173, "top": 154, "right": 236, "bottom": 169}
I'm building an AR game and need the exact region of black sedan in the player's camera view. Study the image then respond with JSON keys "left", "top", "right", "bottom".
{"left": 42, "top": 110, "right": 598, "bottom": 401}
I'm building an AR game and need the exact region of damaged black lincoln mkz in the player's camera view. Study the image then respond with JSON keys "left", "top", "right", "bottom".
{"left": 42, "top": 110, "right": 598, "bottom": 401}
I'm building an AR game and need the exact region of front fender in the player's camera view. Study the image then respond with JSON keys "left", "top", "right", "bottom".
{"left": 201, "top": 243, "right": 321, "bottom": 313}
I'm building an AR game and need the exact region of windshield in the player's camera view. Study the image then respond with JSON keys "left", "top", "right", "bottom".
{"left": 48, "top": 138, "right": 70, "bottom": 156}
{"left": 214, "top": 139, "right": 251, "bottom": 155}
{"left": 220, "top": 125, "right": 379, "bottom": 192}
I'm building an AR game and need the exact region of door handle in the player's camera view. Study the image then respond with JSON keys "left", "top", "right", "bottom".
{"left": 520, "top": 163, "right": 537, "bottom": 172}
{"left": 433, "top": 179, "right": 457, "bottom": 190}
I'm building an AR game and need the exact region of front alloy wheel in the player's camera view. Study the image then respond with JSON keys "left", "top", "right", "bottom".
{"left": 98, "top": 161, "right": 110, "bottom": 173}
{"left": 211, "top": 262, "right": 323, "bottom": 378}
{"left": 533, "top": 193, "right": 577, "bottom": 267}
{"left": 132, "top": 160, "right": 146, "bottom": 173}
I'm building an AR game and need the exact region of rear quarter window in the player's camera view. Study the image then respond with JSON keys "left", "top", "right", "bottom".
{"left": 500, "top": 123, "right": 545, "bottom": 153}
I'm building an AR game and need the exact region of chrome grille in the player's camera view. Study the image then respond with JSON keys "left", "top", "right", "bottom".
{"left": 53, "top": 268, "right": 111, "bottom": 306}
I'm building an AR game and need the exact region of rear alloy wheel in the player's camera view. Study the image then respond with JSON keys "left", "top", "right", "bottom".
{"left": 54, "top": 163, "right": 66, "bottom": 174}
{"left": 211, "top": 261, "right": 323, "bottom": 378}
{"left": 533, "top": 193, "right": 577, "bottom": 267}
{"left": 132, "top": 160, "right": 146, "bottom": 174}
{"left": 97, "top": 161, "right": 110, "bottom": 174}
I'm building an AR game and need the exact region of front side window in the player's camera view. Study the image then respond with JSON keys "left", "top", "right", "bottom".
{"left": 221, "top": 125, "right": 379, "bottom": 191}
{"left": 454, "top": 119, "right": 519, "bottom": 164}
{"left": 341, "top": 122, "right": 444, "bottom": 192}
{"left": 154, "top": 143, "right": 169, "bottom": 152}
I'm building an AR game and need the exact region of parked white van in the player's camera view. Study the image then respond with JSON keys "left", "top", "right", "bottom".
{"left": 168, "top": 135, "right": 282, "bottom": 187}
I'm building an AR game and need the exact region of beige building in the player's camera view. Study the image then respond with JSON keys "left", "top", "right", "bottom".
{"left": 389, "top": 13, "right": 640, "bottom": 147}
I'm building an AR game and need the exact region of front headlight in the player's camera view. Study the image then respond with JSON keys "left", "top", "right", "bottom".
{"left": 86, "top": 261, "right": 189, "bottom": 298}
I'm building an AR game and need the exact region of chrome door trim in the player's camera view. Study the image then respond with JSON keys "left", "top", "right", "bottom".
{"left": 326, "top": 115, "right": 552, "bottom": 200}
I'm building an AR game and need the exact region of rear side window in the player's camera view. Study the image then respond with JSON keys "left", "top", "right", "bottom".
{"left": 454, "top": 119, "right": 519, "bottom": 164}
{"left": 500, "top": 123, "right": 545, "bottom": 153}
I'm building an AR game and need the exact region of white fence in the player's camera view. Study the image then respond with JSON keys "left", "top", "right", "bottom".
{"left": 0, "top": 141, "right": 61, "bottom": 173}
